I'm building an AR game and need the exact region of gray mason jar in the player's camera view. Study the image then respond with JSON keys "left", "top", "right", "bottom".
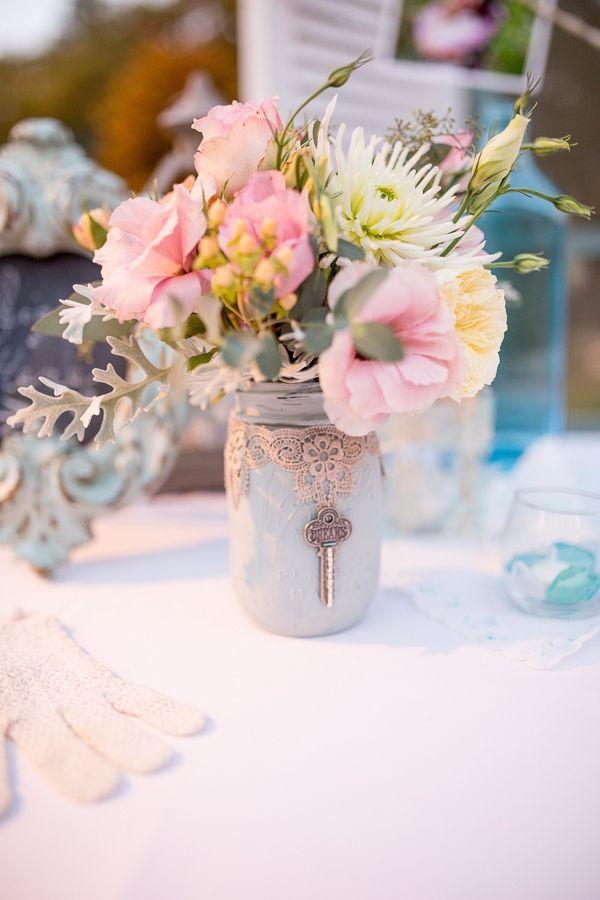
{"left": 224, "top": 382, "right": 383, "bottom": 637}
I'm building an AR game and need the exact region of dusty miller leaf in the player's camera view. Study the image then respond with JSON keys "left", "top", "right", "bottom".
{"left": 7, "top": 335, "right": 174, "bottom": 447}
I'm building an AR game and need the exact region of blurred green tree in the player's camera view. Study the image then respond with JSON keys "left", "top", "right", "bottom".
{"left": 0, "top": 0, "right": 236, "bottom": 187}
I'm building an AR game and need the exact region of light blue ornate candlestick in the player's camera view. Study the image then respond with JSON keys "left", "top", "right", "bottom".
{"left": 0, "top": 119, "right": 188, "bottom": 571}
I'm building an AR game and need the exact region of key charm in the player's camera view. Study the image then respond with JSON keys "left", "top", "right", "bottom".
{"left": 304, "top": 507, "right": 352, "bottom": 607}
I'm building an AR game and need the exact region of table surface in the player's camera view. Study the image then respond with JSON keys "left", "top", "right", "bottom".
{"left": 2, "top": 489, "right": 600, "bottom": 900}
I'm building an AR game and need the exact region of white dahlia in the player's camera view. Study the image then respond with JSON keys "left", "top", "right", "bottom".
{"left": 325, "top": 122, "right": 492, "bottom": 272}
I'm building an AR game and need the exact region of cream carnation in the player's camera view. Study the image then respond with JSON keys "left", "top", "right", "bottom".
{"left": 440, "top": 267, "right": 507, "bottom": 399}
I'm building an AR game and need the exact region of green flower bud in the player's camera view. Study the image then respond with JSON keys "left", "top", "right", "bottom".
{"left": 512, "top": 253, "right": 549, "bottom": 273}
{"left": 326, "top": 50, "right": 372, "bottom": 88}
{"left": 553, "top": 195, "right": 594, "bottom": 219}
{"left": 527, "top": 136, "right": 573, "bottom": 157}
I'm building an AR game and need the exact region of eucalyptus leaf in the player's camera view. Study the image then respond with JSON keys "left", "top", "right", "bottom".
{"left": 336, "top": 239, "right": 365, "bottom": 261}
{"left": 302, "top": 322, "right": 334, "bottom": 355}
{"left": 256, "top": 334, "right": 281, "bottom": 380}
{"left": 295, "top": 267, "right": 327, "bottom": 319}
{"left": 351, "top": 322, "right": 404, "bottom": 361}
{"left": 301, "top": 306, "right": 328, "bottom": 325}
{"left": 221, "top": 332, "right": 262, "bottom": 369}
{"left": 334, "top": 269, "right": 388, "bottom": 325}
{"left": 247, "top": 285, "right": 275, "bottom": 319}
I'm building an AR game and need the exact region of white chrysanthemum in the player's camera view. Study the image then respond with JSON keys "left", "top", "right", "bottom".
{"left": 440, "top": 267, "right": 507, "bottom": 399}
{"left": 318, "top": 115, "right": 492, "bottom": 272}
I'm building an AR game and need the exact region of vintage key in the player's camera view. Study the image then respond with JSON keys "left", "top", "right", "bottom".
{"left": 304, "top": 507, "right": 352, "bottom": 607}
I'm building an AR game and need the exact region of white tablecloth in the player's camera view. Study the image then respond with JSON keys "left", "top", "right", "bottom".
{"left": 2, "top": 486, "right": 600, "bottom": 900}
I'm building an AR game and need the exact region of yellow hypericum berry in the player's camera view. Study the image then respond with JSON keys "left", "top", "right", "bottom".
{"left": 238, "top": 233, "right": 259, "bottom": 255}
{"left": 199, "top": 235, "right": 220, "bottom": 259}
{"left": 279, "top": 292, "right": 297, "bottom": 311}
{"left": 230, "top": 218, "right": 248, "bottom": 242}
{"left": 261, "top": 216, "right": 277, "bottom": 240}
{"left": 208, "top": 199, "right": 228, "bottom": 228}
{"left": 211, "top": 265, "right": 235, "bottom": 290}
{"left": 253, "top": 258, "right": 276, "bottom": 285}
{"left": 273, "top": 246, "right": 294, "bottom": 271}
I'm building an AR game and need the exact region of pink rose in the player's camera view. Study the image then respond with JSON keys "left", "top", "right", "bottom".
{"left": 192, "top": 97, "right": 282, "bottom": 201}
{"left": 319, "top": 262, "right": 465, "bottom": 435}
{"left": 413, "top": 1, "right": 504, "bottom": 63}
{"left": 93, "top": 184, "right": 207, "bottom": 328}
{"left": 219, "top": 170, "right": 314, "bottom": 298}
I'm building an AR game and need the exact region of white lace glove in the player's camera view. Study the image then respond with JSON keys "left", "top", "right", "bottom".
{"left": 0, "top": 612, "right": 206, "bottom": 815}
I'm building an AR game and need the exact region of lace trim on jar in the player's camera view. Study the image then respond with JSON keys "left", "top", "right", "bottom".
{"left": 225, "top": 418, "right": 380, "bottom": 510}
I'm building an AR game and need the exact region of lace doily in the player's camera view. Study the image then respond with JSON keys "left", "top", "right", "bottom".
{"left": 380, "top": 560, "right": 600, "bottom": 669}
{"left": 225, "top": 419, "right": 380, "bottom": 509}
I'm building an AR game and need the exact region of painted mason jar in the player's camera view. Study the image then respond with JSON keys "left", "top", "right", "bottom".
{"left": 224, "top": 382, "right": 383, "bottom": 637}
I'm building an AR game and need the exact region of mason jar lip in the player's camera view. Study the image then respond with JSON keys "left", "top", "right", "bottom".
{"left": 515, "top": 487, "right": 600, "bottom": 516}
{"left": 235, "top": 380, "right": 321, "bottom": 395}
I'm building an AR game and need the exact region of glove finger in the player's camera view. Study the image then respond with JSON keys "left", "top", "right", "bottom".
{"left": 63, "top": 703, "right": 171, "bottom": 774}
{"left": 0, "top": 731, "right": 11, "bottom": 818}
{"left": 106, "top": 680, "right": 206, "bottom": 736}
{"left": 9, "top": 715, "right": 118, "bottom": 804}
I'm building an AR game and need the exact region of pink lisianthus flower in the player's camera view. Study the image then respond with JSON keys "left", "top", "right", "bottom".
{"left": 434, "top": 130, "right": 473, "bottom": 190}
{"left": 413, "top": 0, "right": 504, "bottom": 63}
{"left": 93, "top": 183, "right": 207, "bottom": 329}
{"left": 319, "top": 262, "right": 465, "bottom": 435}
{"left": 192, "top": 97, "right": 282, "bottom": 201}
{"left": 218, "top": 170, "right": 314, "bottom": 298}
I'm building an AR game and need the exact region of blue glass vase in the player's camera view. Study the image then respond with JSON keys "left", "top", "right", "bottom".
{"left": 477, "top": 97, "right": 568, "bottom": 464}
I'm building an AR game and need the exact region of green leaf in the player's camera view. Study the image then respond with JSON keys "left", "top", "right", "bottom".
{"left": 32, "top": 294, "right": 132, "bottom": 345}
{"left": 221, "top": 332, "right": 262, "bottom": 369}
{"left": 184, "top": 312, "right": 207, "bottom": 339}
{"left": 187, "top": 347, "right": 218, "bottom": 371}
{"left": 247, "top": 286, "right": 275, "bottom": 319}
{"left": 334, "top": 269, "right": 388, "bottom": 325}
{"left": 301, "top": 306, "right": 328, "bottom": 325}
{"left": 351, "top": 322, "right": 404, "bottom": 361}
{"left": 294, "top": 267, "right": 327, "bottom": 319}
{"left": 7, "top": 335, "right": 174, "bottom": 447}
{"left": 302, "top": 322, "right": 334, "bottom": 355}
{"left": 88, "top": 214, "right": 108, "bottom": 249}
{"left": 336, "top": 239, "right": 365, "bottom": 261}
{"left": 256, "top": 333, "right": 281, "bottom": 380}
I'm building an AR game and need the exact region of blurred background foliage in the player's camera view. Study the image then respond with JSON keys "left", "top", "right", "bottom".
{"left": 0, "top": 0, "right": 236, "bottom": 190}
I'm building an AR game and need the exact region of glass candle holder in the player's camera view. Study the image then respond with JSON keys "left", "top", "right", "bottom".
{"left": 502, "top": 488, "right": 600, "bottom": 618}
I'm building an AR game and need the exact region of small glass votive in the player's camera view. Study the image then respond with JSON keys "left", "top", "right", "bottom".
{"left": 502, "top": 488, "right": 600, "bottom": 618}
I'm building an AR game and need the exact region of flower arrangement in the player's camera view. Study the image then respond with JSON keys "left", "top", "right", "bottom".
{"left": 9, "top": 53, "right": 592, "bottom": 442}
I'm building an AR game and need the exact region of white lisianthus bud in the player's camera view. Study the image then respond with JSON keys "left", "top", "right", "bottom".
{"left": 468, "top": 114, "right": 530, "bottom": 211}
